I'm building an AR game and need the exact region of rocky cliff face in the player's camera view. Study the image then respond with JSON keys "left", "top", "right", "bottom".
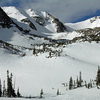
{"left": 26, "top": 9, "right": 67, "bottom": 33}
{"left": 0, "top": 7, "right": 28, "bottom": 32}
{"left": 52, "top": 18, "right": 67, "bottom": 33}
{"left": 0, "top": 7, "right": 13, "bottom": 28}
{"left": 48, "top": 13, "right": 67, "bottom": 33}
{"left": 21, "top": 18, "right": 37, "bottom": 30}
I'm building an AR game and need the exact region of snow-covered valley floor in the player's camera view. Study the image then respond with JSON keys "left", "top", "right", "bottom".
{"left": 0, "top": 42, "right": 100, "bottom": 100}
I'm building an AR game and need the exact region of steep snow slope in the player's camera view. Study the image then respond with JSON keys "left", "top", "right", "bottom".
{"left": 0, "top": 7, "right": 53, "bottom": 49}
{"left": 0, "top": 27, "right": 52, "bottom": 49}
{"left": 26, "top": 9, "right": 57, "bottom": 33}
{"left": 2, "top": 6, "right": 52, "bottom": 34}
{"left": 26, "top": 9, "right": 67, "bottom": 33}
{"left": 2, "top": 6, "right": 67, "bottom": 34}
{"left": 3, "top": 6, "right": 26, "bottom": 22}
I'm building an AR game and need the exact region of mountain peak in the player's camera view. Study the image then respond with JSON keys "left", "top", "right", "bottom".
{"left": 26, "top": 8, "right": 67, "bottom": 32}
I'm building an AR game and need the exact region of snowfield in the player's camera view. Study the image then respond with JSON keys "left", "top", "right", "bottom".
{"left": 0, "top": 88, "right": 100, "bottom": 100}
{"left": 65, "top": 16, "right": 100, "bottom": 30}
{"left": 0, "top": 42, "right": 99, "bottom": 97}
{"left": 51, "top": 31, "right": 82, "bottom": 40}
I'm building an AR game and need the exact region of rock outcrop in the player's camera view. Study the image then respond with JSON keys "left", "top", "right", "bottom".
{"left": 0, "top": 7, "right": 13, "bottom": 28}
{"left": 52, "top": 18, "right": 67, "bottom": 33}
{"left": 48, "top": 13, "right": 67, "bottom": 33}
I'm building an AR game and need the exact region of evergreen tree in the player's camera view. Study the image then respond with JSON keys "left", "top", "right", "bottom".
{"left": 10, "top": 73, "right": 13, "bottom": 97}
{"left": 0, "top": 79, "right": 2, "bottom": 97}
{"left": 7, "top": 70, "right": 16, "bottom": 97}
{"left": 76, "top": 76, "right": 79, "bottom": 87}
{"left": 40, "top": 89, "right": 43, "bottom": 98}
{"left": 10, "top": 73, "right": 16, "bottom": 97}
{"left": 79, "top": 72, "right": 82, "bottom": 87}
{"left": 85, "top": 81, "right": 87, "bottom": 88}
{"left": 33, "top": 48, "right": 36, "bottom": 55}
{"left": 17, "top": 88, "right": 21, "bottom": 97}
{"left": 57, "top": 89, "right": 60, "bottom": 95}
{"left": 96, "top": 66, "right": 100, "bottom": 87}
{"left": 69, "top": 77, "right": 73, "bottom": 90}
{"left": 43, "top": 43, "right": 46, "bottom": 52}
{"left": 7, "top": 70, "right": 10, "bottom": 97}
{"left": 87, "top": 83, "right": 90, "bottom": 89}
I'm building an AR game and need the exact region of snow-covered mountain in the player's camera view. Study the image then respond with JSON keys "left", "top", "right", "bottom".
{"left": 65, "top": 16, "right": 100, "bottom": 30}
{"left": 2, "top": 6, "right": 67, "bottom": 33}
{"left": 0, "top": 6, "right": 100, "bottom": 100}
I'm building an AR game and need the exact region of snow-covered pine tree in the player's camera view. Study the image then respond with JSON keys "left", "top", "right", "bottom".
{"left": 69, "top": 77, "right": 73, "bottom": 90}
{"left": 10, "top": 73, "right": 16, "bottom": 97}
{"left": 7, "top": 70, "right": 16, "bottom": 97}
{"left": 7, "top": 70, "right": 10, "bottom": 97}
{"left": 17, "top": 88, "right": 21, "bottom": 97}
{"left": 79, "top": 71, "right": 82, "bottom": 87}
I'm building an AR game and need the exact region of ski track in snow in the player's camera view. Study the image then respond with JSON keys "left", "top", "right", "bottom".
{"left": 63, "top": 54, "right": 97, "bottom": 67}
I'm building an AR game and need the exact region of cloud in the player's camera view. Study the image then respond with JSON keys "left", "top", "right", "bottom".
{"left": 0, "top": 0, "right": 13, "bottom": 5}
{"left": 1, "top": 0, "right": 100, "bottom": 22}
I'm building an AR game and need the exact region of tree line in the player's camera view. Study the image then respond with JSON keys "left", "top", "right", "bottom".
{"left": 60, "top": 66, "right": 100, "bottom": 93}
{"left": 32, "top": 43, "right": 62, "bottom": 58}
{"left": 0, "top": 66, "right": 100, "bottom": 98}
{"left": 38, "top": 66, "right": 100, "bottom": 97}
{"left": 0, "top": 70, "right": 21, "bottom": 97}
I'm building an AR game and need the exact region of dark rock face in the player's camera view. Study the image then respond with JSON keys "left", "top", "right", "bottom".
{"left": 52, "top": 18, "right": 67, "bottom": 33}
{"left": 0, "top": 7, "right": 12, "bottom": 28}
{"left": 34, "top": 16, "right": 45, "bottom": 26}
{"left": 21, "top": 18, "right": 37, "bottom": 30}
{"left": 0, "top": 7, "right": 27, "bottom": 32}
{"left": 48, "top": 13, "right": 67, "bottom": 33}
